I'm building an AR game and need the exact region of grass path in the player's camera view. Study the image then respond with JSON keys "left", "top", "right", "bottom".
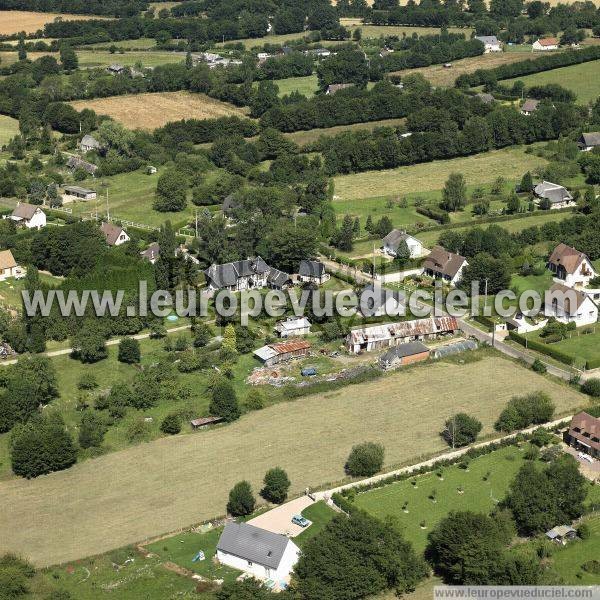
{"left": 0, "top": 354, "right": 586, "bottom": 567}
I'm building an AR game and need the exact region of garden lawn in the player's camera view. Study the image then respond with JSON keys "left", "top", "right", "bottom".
{"left": 524, "top": 325, "right": 600, "bottom": 368}
{"left": 354, "top": 444, "right": 599, "bottom": 552}
{"left": 0, "top": 352, "right": 588, "bottom": 567}
{"left": 499, "top": 60, "right": 600, "bottom": 104}
{"left": 332, "top": 147, "right": 547, "bottom": 201}
{"left": 510, "top": 271, "right": 554, "bottom": 296}
{"left": 0, "top": 115, "right": 19, "bottom": 147}
{"left": 272, "top": 74, "right": 319, "bottom": 97}
{"left": 146, "top": 527, "right": 240, "bottom": 582}
{"left": 294, "top": 501, "right": 337, "bottom": 547}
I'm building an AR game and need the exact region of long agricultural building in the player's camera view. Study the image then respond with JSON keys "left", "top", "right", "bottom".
{"left": 345, "top": 317, "right": 459, "bottom": 354}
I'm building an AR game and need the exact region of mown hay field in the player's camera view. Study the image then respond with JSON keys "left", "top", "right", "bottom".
{"left": 0, "top": 354, "right": 586, "bottom": 567}
{"left": 70, "top": 91, "right": 249, "bottom": 130}
{"left": 0, "top": 10, "right": 110, "bottom": 35}
{"left": 333, "top": 146, "right": 547, "bottom": 201}
{"left": 391, "top": 50, "right": 535, "bottom": 86}
{"left": 0, "top": 114, "right": 19, "bottom": 146}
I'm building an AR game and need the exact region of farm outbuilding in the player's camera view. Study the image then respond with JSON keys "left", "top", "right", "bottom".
{"left": 379, "top": 341, "right": 430, "bottom": 370}
{"left": 346, "top": 317, "right": 458, "bottom": 354}
{"left": 63, "top": 185, "right": 97, "bottom": 201}
{"left": 254, "top": 339, "right": 311, "bottom": 367}
{"left": 433, "top": 339, "right": 477, "bottom": 359}
{"left": 190, "top": 416, "right": 223, "bottom": 430}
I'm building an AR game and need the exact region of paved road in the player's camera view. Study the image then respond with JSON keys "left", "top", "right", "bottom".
{"left": 457, "top": 319, "right": 582, "bottom": 382}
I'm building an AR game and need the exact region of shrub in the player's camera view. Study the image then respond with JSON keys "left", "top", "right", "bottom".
{"left": 160, "top": 413, "right": 182, "bottom": 435}
{"left": 210, "top": 380, "right": 241, "bottom": 422}
{"left": 345, "top": 442, "right": 384, "bottom": 477}
{"left": 260, "top": 467, "right": 291, "bottom": 504}
{"left": 531, "top": 359, "right": 547, "bottom": 373}
{"left": 77, "top": 373, "right": 98, "bottom": 390}
{"left": 582, "top": 560, "right": 600, "bottom": 574}
{"left": 227, "top": 481, "right": 255, "bottom": 516}
{"left": 581, "top": 378, "right": 600, "bottom": 397}
{"left": 78, "top": 410, "right": 106, "bottom": 449}
{"left": 577, "top": 523, "right": 591, "bottom": 540}
{"left": 245, "top": 389, "right": 264, "bottom": 410}
{"left": 118, "top": 338, "right": 141, "bottom": 364}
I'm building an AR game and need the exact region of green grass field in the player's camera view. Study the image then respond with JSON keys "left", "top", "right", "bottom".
{"left": 272, "top": 74, "right": 319, "bottom": 97}
{"left": 284, "top": 117, "right": 407, "bottom": 147}
{"left": 0, "top": 114, "right": 19, "bottom": 147}
{"left": 76, "top": 50, "right": 187, "bottom": 68}
{"left": 510, "top": 271, "right": 554, "bottom": 296}
{"left": 79, "top": 38, "right": 159, "bottom": 50}
{"left": 499, "top": 60, "right": 600, "bottom": 104}
{"left": 0, "top": 351, "right": 588, "bottom": 567}
{"left": 524, "top": 325, "right": 600, "bottom": 367}
{"left": 333, "top": 147, "right": 548, "bottom": 201}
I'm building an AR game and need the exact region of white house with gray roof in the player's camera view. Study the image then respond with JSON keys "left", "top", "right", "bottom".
{"left": 216, "top": 522, "right": 300, "bottom": 583}
{"left": 474, "top": 35, "right": 502, "bottom": 52}
{"left": 204, "top": 257, "right": 291, "bottom": 292}
{"left": 382, "top": 229, "right": 424, "bottom": 258}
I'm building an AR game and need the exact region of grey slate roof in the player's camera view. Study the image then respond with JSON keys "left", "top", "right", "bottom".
{"left": 268, "top": 267, "right": 291, "bottom": 288}
{"left": 217, "top": 522, "right": 290, "bottom": 569}
{"left": 362, "top": 282, "right": 405, "bottom": 312}
{"left": 66, "top": 156, "right": 98, "bottom": 175}
{"left": 474, "top": 35, "right": 500, "bottom": 46}
{"left": 382, "top": 229, "right": 414, "bottom": 252}
{"left": 299, "top": 259, "right": 325, "bottom": 278}
{"left": 380, "top": 341, "right": 429, "bottom": 363}
{"left": 64, "top": 185, "right": 95, "bottom": 195}
{"left": 204, "top": 256, "right": 288, "bottom": 289}
{"left": 80, "top": 134, "right": 100, "bottom": 149}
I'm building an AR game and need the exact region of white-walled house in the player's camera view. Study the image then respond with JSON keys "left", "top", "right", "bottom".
{"left": 534, "top": 181, "right": 574, "bottom": 209}
{"left": 548, "top": 243, "right": 597, "bottom": 288}
{"left": 216, "top": 522, "right": 300, "bottom": 583}
{"left": 0, "top": 249, "right": 21, "bottom": 281}
{"left": 382, "top": 229, "right": 424, "bottom": 258}
{"left": 578, "top": 132, "right": 600, "bottom": 152}
{"left": 532, "top": 37, "right": 559, "bottom": 51}
{"left": 9, "top": 203, "right": 46, "bottom": 229}
{"left": 545, "top": 282, "right": 598, "bottom": 327}
{"left": 422, "top": 246, "right": 468, "bottom": 286}
{"left": 100, "top": 222, "right": 130, "bottom": 246}
{"left": 475, "top": 35, "right": 502, "bottom": 52}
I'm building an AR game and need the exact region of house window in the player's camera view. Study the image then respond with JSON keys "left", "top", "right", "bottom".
{"left": 247, "top": 561, "right": 253, "bottom": 566}
{"left": 574, "top": 427, "right": 581, "bottom": 432}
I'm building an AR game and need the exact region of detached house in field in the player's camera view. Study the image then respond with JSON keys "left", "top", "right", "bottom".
{"left": 578, "top": 132, "right": 600, "bottom": 152}
{"left": 298, "top": 260, "right": 329, "bottom": 285}
{"left": 566, "top": 411, "right": 600, "bottom": 459}
{"left": 9, "top": 203, "right": 46, "bottom": 229}
{"left": 534, "top": 181, "right": 574, "bottom": 209}
{"left": 0, "top": 249, "right": 21, "bottom": 281}
{"left": 545, "top": 282, "right": 598, "bottom": 327}
{"left": 520, "top": 98, "right": 540, "bottom": 116}
{"left": 474, "top": 35, "right": 502, "bottom": 52}
{"left": 217, "top": 522, "right": 300, "bottom": 584}
{"left": 422, "top": 246, "right": 468, "bottom": 285}
{"left": 100, "top": 222, "right": 130, "bottom": 247}
{"left": 79, "top": 134, "right": 101, "bottom": 154}
{"left": 548, "top": 243, "right": 597, "bottom": 288}
{"left": 204, "top": 257, "right": 291, "bottom": 292}
{"left": 382, "top": 229, "right": 424, "bottom": 258}
{"left": 533, "top": 37, "right": 559, "bottom": 51}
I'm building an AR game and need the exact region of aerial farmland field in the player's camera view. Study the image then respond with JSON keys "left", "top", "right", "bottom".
{"left": 70, "top": 91, "right": 249, "bottom": 130}
{"left": 0, "top": 10, "right": 110, "bottom": 35}
{"left": 0, "top": 352, "right": 587, "bottom": 567}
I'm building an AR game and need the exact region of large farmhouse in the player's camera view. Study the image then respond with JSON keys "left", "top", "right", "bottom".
{"left": 346, "top": 317, "right": 458, "bottom": 354}
{"left": 474, "top": 35, "right": 502, "bottom": 52}
{"left": 422, "top": 246, "right": 467, "bottom": 285}
{"left": 548, "top": 243, "right": 597, "bottom": 288}
{"left": 217, "top": 522, "right": 300, "bottom": 584}
{"left": 532, "top": 37, "right": 559, "bottom": 51}
{"left": 545, "top": 282, "right": 598, "bottom": 327}
{"left": 204, "top": 257, "right": 291, "bottom": 292}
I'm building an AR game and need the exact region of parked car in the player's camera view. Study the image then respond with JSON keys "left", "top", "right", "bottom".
{"left": 291, "top": 515, "right": 310, "bottom": 527}
{"left": 301, "top": 367, "right": 317, "bottom": 377}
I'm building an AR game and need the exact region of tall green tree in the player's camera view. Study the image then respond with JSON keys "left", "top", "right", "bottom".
{"left": 227, "top": 481, "right": 255, "bottom": 516}
{"left": 441, "top": 173, "right": 467, "bottom": 212}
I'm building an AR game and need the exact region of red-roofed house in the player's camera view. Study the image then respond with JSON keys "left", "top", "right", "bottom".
{"left": 532, "top": 37, "right": 559, "bottom": 51}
